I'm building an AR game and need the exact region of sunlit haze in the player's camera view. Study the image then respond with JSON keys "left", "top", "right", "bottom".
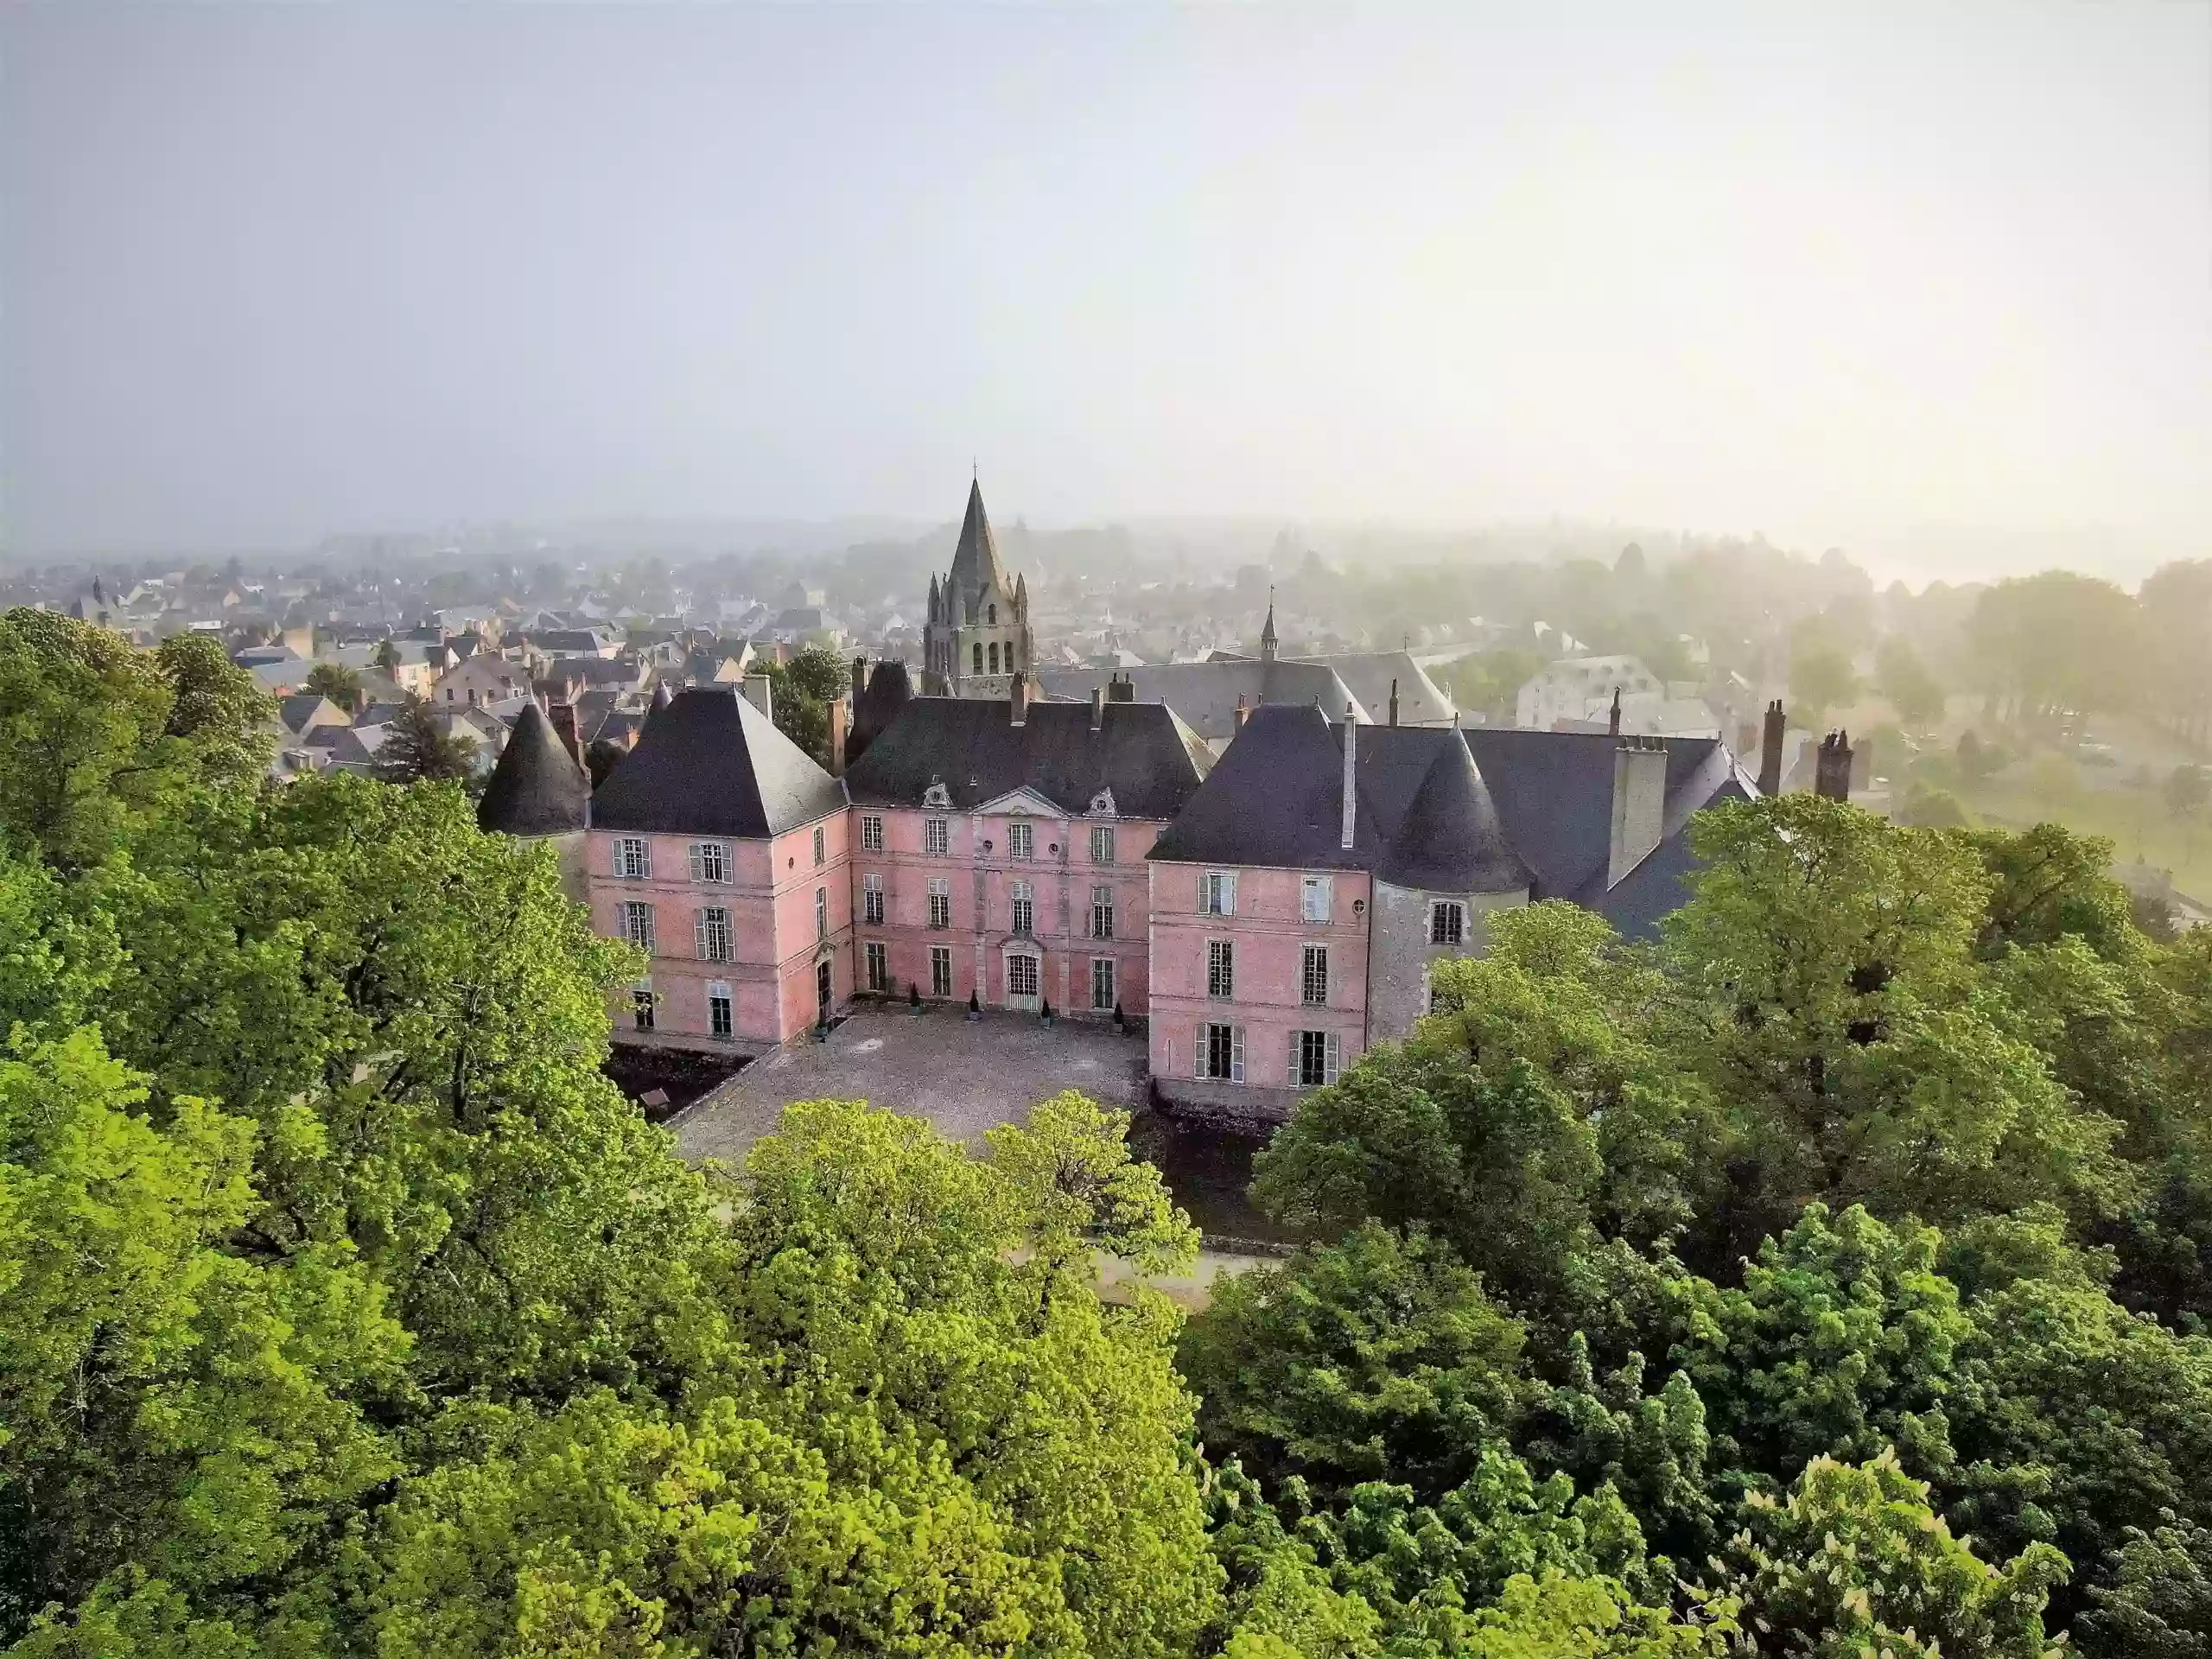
{"left": 5, "top": 4, "right": 2208, "bottom": 577}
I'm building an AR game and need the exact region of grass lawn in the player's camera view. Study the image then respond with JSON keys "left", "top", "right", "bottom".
{"left": 1958, "top": 776, "right": 2212, "bottom": 901}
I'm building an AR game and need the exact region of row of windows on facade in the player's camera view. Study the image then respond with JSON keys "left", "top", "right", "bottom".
{"left": 629, "top": 980, "right": 736, "bottom": 1038}
{"left": 857, "top": 942, "right": 1122, "bottom": 1010}
{"left": 613, "top": 830, "right": 827, "bottom": 884}
{"left": 972, "top": 639, "right": 1022, "bottom": 676}
{"left": 1201, "top": 940, "right": 1332, "bottom": 1006}
{"left": 855, "top": 873, "right": 1118, "bottom": 938}
{"left": 618, "top": 891, "right": 830, "bottom": 958}
{"left": 1193, "top": 1023, "right": 1344, "bottom": 1087}
{"left": 1195, "top": 871, "right": 1466, "bottom": 942}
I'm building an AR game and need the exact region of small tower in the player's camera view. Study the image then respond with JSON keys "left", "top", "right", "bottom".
{"left": 921, "top": 475, "right": 1033, "bottom": 698}
{"left": 1259, "top": 590, "right": 1279, "bottom": 664}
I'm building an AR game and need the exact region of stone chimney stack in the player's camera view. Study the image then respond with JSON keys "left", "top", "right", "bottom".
{"left": 1339, "top": 702, "right": 1359, "bottom": 851}
{"left": 828, "top": 696, "right": 849, "bottom": 777}
{"left": 1815, "top": 730, "right": 1853, "bottom": 802}
{"left": 547, "top": 701, "right": 582, "bottom": 766}
{"left": 1608, "top": 685, "right": 1623, "bottom": 736}
{"left": 1758, "top": 700, "right": 1786, "bottom": 798}
{"left": 741, "top": 672, "right": 774, "bottom": 726}
{"left": 1107, "top": 672, "right": 1135, "bottom": 703}
{"left": 1609, "top": 736, "right": 1669, "bottom": 887}
{"left": 1009, "top": 673, "right": 1028, "bottom": 727}
{"left": 1090, "top": 686, "right": 1106, "bottom": 730}
{"left": 1234, "top": 693, "right": 1249, "bottom": 730}
{"left": 1388, "top": 679, "right": 1401, "bottom": 727}
{"left": 851, "top": 655, "right": 868, "bottom": 703}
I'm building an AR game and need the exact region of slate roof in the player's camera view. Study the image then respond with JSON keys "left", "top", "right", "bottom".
{"left": 277, "top": 693, "right": 345, "bottom": 734}
{"left": 1147, "top": 703, "right": 1529, "bottom": 892}
{"left": 846, "top": 660, "right": 913, "bottom": 768}
{"left": 945, "top": 479, "right": 1009, "bottom": 602}
{"left": 589, "top": 687, "right": 845, "bottom": 838}
{"left": 1293, "top": 652, "right": 1458, "bottom": 727}
{"left": 476, "top": 703, "right": 591, "bottom": 836}
{"left": 1033, "top": 659, "right": 1369, "bottom": 746}
{"left": 842, "top": 696, "right": 1214, "bottom": 822}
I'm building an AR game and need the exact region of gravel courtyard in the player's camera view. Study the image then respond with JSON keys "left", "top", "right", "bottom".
{"left": 670, "top": 1005, "right": 1150, "bottom": 1164}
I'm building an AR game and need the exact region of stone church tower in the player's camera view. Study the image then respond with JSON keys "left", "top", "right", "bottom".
{"left": 923, "top": 478, "right": 1033, "bottom": 698}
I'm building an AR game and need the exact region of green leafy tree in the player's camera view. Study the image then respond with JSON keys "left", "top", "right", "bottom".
{"left": 372, "top": 695, "right": 479, "bottom": 786}
{"left": 302, "top": 661, "right": 361, "bottom": 711}
{"left": 1875, "top": 636, "right": 1946, "bottom": 730}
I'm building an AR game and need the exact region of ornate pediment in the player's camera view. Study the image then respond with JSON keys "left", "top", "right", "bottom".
{"left": 922, "top": 779, "right": 951, "bottom": 809}
{"left": 1086, "top": 787, "right": 1117, "bottom": 818}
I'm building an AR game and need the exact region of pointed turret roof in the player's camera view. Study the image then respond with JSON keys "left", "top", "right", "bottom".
{"left": 946, "top": 478, "right": 1008, "bottom": 600}
{"left": 476, "top": 702, "right": 590, "bottom": 836}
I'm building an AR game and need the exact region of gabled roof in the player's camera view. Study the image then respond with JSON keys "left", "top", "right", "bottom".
{"left": 476, "top": 702, "right": 591, "bottom": 836}
{"left": 1033, "top": 659, "right": 1368, "bottom": 745}
{"left": 589, "top": 687, "right": 844, "bottom": 838}
{"left": 945, "top": 479, "right": 1009, "bottom": 601}
{"left": 1147, "top": 703, "right": 1529, "bottom": 892}
{"left": 1463, "top": 727, "right": 1750, "bottom": 906}
{"left": 277, "top": 693, "right": 345, "bottom": 734}
{"left": 1293, "top": 651, "right": 1457, "bottom": 726}
{"left": 843, "top": 696, "right": 1213, "bottom": 822}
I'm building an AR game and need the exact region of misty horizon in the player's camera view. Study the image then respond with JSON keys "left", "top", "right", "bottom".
{"left": 5, "top": 5, "right": 2208, "bottom": 578}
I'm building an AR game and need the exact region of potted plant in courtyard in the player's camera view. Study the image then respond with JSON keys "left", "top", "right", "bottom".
{"left": 967, "top": 989, "right": 981, "bottom": 1023}
{"left": 908, "top": 981, "right": 923, "bottom": 1015}
{"left": 1040, "top": 995, "right": 1054, "bottom": 1030}
{"left": 1112, "top": 998, "right": 1126, "bottom": 1034}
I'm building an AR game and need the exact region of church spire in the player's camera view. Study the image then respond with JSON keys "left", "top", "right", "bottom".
{"left": 947, "top": 476, "right": 1007, "bottom": 600}
{"left": 1260, "top": 588, "right": 1278, "bottom": 664}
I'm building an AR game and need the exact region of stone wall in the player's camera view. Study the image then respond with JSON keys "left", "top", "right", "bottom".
{"left": 1367, "top": 880, "right": 1528, "bottom": 1042}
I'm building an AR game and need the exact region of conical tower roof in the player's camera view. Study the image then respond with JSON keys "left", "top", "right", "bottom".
{"left": 946, "top": 477, "right": 1008, "bottom": 600}
{"left": 476, "top": 702, "right": 590, "bottom": 836}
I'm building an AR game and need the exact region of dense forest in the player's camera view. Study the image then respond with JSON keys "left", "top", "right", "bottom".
{"left": 3, "top": 605, "right": 2212, "bottom": 1656}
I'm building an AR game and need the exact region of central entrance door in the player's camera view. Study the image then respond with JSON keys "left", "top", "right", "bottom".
{"left": 1004, "top": 950, "right": 1040, "bottom": 1013}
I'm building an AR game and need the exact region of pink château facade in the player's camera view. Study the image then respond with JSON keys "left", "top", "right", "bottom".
{"left": 1147, "top": 862, "right": 1373, "bottom": 1122}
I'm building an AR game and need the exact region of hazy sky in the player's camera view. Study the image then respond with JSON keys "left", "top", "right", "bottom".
{"left": 4, "top": 4, "right": 2208, "bottom": 566}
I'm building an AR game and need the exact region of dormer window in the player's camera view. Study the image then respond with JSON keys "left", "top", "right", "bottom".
{"left": 988, "top": 603, "right": 997, "bottom": 625}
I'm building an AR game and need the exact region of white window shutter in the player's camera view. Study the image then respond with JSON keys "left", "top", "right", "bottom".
{"left": 694, "top": 910, "right": 706, "bottom": 958}
{"left": 1197, "top": 870, "right": 1207, "bottom": 912}
{"left": 687, "top": 843, "right": 702, "bottom": 882}
{"left": 1223, "top": 872, "right": 1237, "bottom": 916}
{"left": 1231, "top": 1026, "right": 1245, "bottom": 1083}
{"left": 1326, "top": 1032, "right": 1341, "bottom": 1083}
{"left": 1194, "top": 1025, "right": 1205, "bottom": 1079}
{"left": 1287, "top": 1032, "right": 1300, "bottom": 1086}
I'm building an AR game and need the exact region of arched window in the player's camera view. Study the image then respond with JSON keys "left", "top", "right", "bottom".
{"left": 973, "top": 643, "right": 983, "bottom": 675}
{"left": 988, "top": 642, "right": 1001, "bottom": 674}
{"left": 988, "top": 603, "right": 997, "bottom": 625}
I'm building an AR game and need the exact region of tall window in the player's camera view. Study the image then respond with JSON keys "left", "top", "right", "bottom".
{"left": 689, "top": 841, "right": 729, "bottom": 883}
{"left": 1208, "top": 939, "right": 1235, "bottom": 999}
{"left": 973, "top": 643, "right": 983, "bottom": 676}
{"left": 1302, "top": 944, "right": 1328, "bottom": 1006}
{"left": 1090, "top": 824, "right": 1115, "bottom": 864}
{"left": 1010, "top": 880, "right": 1033, "bottom": 937}
{"left": 707, "top": 981, "right": 733, "bottom": 1039}
{"left": 930, "top": 944, "right": 954, "bottom": 998}
{"left": 812, "top": 824, "right": 826, "bottom": 867}
{"left": 631, "top": 981, "right": 655, "bottom": 1032}
{"left": 814, "top": 887, "right": 829, "bottom": 941}
{"left": 1431, "top": 900, "right": 1466, "bottom": 946}
{"left": 1090, "top": 884, "right": 1115, "bottom": 939}
{"left": 861, "top": 873, "right": 885, "bottom": 925}
{"left": 615, "top": 836, "right": 651, "bottom": 880}
{"left": 988, "top": 602, "right": 997, "bottom": 625}
{"left": 1007, "top": 953, "right": 1039, "bottom": 1000}
{"left": 1201, "top": 870, "right": 1236, "bottom": 916}
{"left": 1291, "top": 1029, "right": 1342, "bottom": 1087}
{"left": 619, "top": 900, "right": 655, "bottom": 952}
{"left": 1091, "top": 957, "right": 1116, "bottom": 1011}
{"left": 1007, "top": 820, "right": 1033, "bottom": 861}
{"left": 860, "top": 813, "right": 884, "bottom": 852}
{"left": 1301, "top": 874, "right": 1332, "bottom": 922}
{"left": 927, "top": 877, "right": 950, "bottom": 929}
{"left": 695, "top": 906, "right": 732, "bottom": 963}
{"left": 988, "top": 642, "right": 1000, "bottom": 675}
{"left": 1198, "top": 1022, "right": 1243, "bottom": 1081}
{"left": 865, "top": 940, "right": 889, "bottom": 992}
{"left": 925, "top": 817, "right": 950, "bottom": 856}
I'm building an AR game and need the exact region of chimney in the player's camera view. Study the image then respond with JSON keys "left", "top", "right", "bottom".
{"left": 1108, "top": 672, "right": 1135, "bottom": 704}
{"left": 851, "top": 656, "right": 867, "bottom": 702}
{"left": 1233, "top": 692, "right": 1249, "bottom": 730}
{"left": 1388, "top": 679, "right": 1401, "bottom": 727}
{"left": 1339, "top": 702, "right": 1358, "bottom": 851}
{"left": 1815, "top": 730, "right": 1853, "bottom": 802}
{"left": 828, "top": 696, "right": 849, "bottom": 776}
{"left": 1090, "top": 685, "right": 1106, "bottom": 730}
{"left": 1757, "top": 700, "right": 1787, "bottom": 797}
{"left": 1608, "top": 685, "right": 1622, "bottom": 736}
{"left": 741, "top": 671, "right": 774, "bottom": 725}
{"left": 1010, "top": 673, "right": 1028, "bottom": 727}
{"left": 548, "top": 701, "right": 582, "bottom": 765}
{"left": 1609, "top": 736, "right": 1669, "bottom": 887}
